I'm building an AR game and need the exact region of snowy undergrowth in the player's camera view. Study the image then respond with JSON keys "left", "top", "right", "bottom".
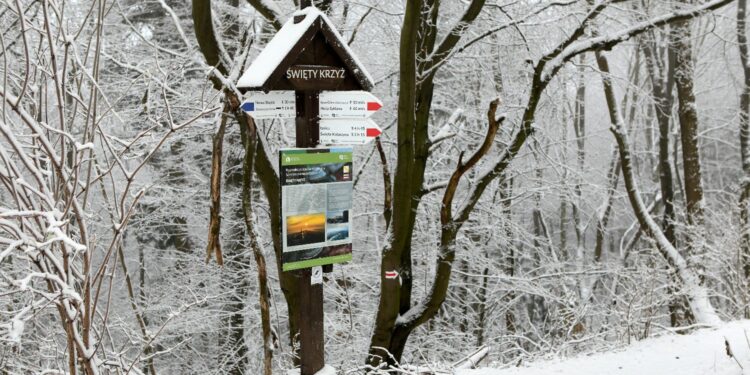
{"left": 459, "top": 320, "right": 750, "bottom": 375}
{"left": 287, "top": 364, "right": 337, "bottom": 375}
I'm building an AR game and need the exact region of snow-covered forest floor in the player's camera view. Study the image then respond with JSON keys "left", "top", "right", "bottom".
{"left": 462, "top": 321, "right": 750, "bottom": 375}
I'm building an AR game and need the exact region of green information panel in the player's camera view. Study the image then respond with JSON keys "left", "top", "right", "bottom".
{"left": 280, "top": 148, "right": 353, "bottom": 271}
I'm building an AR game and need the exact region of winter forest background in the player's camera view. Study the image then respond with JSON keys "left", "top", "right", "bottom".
{"left": 2, "top": 0, "right": 750, "bottom": 373}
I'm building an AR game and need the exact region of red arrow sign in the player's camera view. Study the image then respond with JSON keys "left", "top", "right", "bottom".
{"left": 366, "top": 127, "right": 381, "bottom": 137}
{"left": 319, "top": 91, "right": 383, "bottom": 119}
{"left": 385, "top": 270, "right": 399, "bottom": 279}
{"left": 319, "top": 119, "right": 382, "bottom": 145}
{"left": 367, "top": 101, "right": 382, "bottom": 111}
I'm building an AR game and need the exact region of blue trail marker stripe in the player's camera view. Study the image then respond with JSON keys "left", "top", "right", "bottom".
{"left": 241, "top": 102, "right": 255, "bottom": 112}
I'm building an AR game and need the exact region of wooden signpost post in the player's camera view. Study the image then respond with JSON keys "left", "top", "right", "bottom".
{"left": 237, "top": 4, "right": 379, "bottom": 374}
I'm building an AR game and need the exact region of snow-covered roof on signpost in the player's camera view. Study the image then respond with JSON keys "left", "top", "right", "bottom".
{"left": 237, "top": 7, "right": 374, "bottom": 92}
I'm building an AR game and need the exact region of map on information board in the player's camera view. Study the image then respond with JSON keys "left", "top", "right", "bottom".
{"left": 280, "top": 148, "right": 353, "bottom": 271}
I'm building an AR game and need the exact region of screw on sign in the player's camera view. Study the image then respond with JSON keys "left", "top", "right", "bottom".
{"left": 311, "top": 266, "right": 323, "bottom": 285}
{"left": 236, "top": 5, "right": 376, "bottom": 375}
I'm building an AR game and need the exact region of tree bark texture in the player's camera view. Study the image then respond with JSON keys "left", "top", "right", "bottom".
{"left": 641, "top": 33, "right": 677, "bottom": 248}
{"left": 672, "top": 7, "right": 705, "bottom": 228}
{"left": 365, "top": 0, "right": 422, "bottom": 367}
{"left": 738, "top": 0, "right": 750, "bottom": 301}
{"left": 640, "top": 32, "right": 692, "bottom": 327}
{"left": 206, "top": 104, "right": 228, "bottom": 266}
{"left": 670, "top": 6, "right": 705, "bottom": 331}
{"left": 240, "top": 117, "right": 274, "bottom": 375}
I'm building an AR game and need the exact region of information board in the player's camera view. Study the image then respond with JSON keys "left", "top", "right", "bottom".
{"left": 280, "top": 148, "right": 353, "bottom": 271}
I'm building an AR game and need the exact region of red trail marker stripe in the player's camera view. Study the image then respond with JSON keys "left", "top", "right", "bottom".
{"left": 366, "top": 128, "right": 381, "bottom": 137}
{"left": 367, "top": 102, "right": 382, "bottom": 111}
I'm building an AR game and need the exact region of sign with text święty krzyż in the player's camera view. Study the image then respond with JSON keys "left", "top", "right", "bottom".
{"left": 285, "top": 65, "right": 347, "bottom": 90}
{"left": 280, "top": 148, "right": 353, "bottom": 271}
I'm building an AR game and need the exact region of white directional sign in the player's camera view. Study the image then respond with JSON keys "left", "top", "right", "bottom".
{"left": 319, "top": 119, "right": 382, "bottom": 145}
{"left": 319, "top": 91, "right": 382, "bottom": 119}
{"left": 241, "top": 91, "right": 296, "bottom": 119}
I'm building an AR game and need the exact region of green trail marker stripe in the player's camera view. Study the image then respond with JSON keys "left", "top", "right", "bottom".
{"left": 281, "top": 150, "right": 352, "bottom": 166}
{"left": 282, "top": 253, "right": 352, "bottom": 271}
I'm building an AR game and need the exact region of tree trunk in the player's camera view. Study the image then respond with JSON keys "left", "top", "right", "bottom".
{"left": 673, "top": 0, "right": 705, "bottom": 227}
{"left": 366, "top": 0, "right": 423, "bottom": 367}
{"left": 368, "top": 0, "right": 490, "bottom": 365}
{"left": 240, "top": 117, "right": 274, "bottom": 375}
{"left": 475, "top": 265, "right": 490, "bottom": 347}
{"left": 641, "top": 33, "right": 677, "bottom": 249}
{"left": 221, "top": 124, "right": 249, "bottom": 375}
{"left": 560, "top": 122, "right": 569, "bottom": 260}
{"left": 641, "top": 33, "right": 690, "bottom": 327}
{"left": 671, "top": 5, "right": 704, "bottom": 326}
{"left": 738, "top": 0, "right": 750, "bottom": 318}
{"left": 594, "top": 151, "right": 620, "bottom": 263}
{"left": 501, "top": 177, "right": 517, "bottom": 337}
{"left": 573, "top": 57, "right": 587, "bottom": 278}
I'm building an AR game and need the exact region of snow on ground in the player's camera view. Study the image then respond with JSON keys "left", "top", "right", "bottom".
{"left": 286, "top": 364, "right": 336, "bottom": 375}
{"left": 459, "top": 320, "right": 750, "bottom": 375}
